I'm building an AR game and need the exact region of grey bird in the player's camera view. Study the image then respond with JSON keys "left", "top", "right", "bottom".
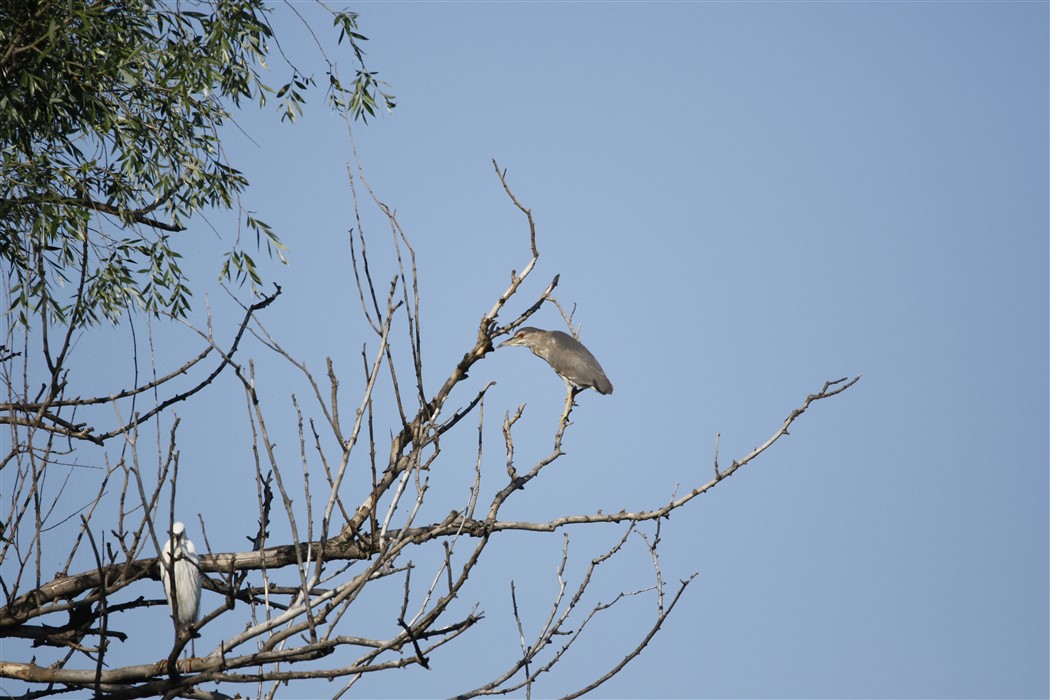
{"left": 499, "top": 327, "right": 614, "bottom": 395}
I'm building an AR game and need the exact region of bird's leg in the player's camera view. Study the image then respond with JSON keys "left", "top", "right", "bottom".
{"left": 560, "top": 388, "right": 574, "bottom": 426}
{"left": 561, "top": 377, "right": 582, "bottom": 407}
{"left": 561, "top": 383, "right": 582, "bottom": 425}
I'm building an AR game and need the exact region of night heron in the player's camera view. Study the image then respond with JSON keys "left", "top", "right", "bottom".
{"left": 159, "top": 521, "right": 201, "bottom": 629}
{"left": 499, "top": 327, "right": 614, "bottom": 395}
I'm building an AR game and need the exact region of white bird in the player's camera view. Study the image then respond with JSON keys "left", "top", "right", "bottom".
{"left": 159, "top": 521, "right": 201, "bottom": 628}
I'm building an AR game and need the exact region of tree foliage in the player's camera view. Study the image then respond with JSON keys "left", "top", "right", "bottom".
{"left": 0, "top": 0, "right": 394, "bottom": 328}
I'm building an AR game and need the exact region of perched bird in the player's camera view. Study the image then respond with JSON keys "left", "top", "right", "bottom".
{"left": 159, "top": 521, "right": 202, "bottom": 629}
{"left": 499, "top": 327, "right": 614, "bottom": 395}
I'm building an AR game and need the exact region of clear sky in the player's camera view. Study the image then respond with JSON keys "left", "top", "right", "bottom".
{"left": 7, "top": 2, "right": 1048, "bottom": 698}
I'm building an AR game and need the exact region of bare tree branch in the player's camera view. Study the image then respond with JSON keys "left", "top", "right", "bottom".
{"left": 1, "top": 151, "right": 860, "bottom": 698}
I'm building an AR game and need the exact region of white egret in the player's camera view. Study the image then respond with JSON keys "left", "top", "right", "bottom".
{"left": 159, "top": 521, "right": 201, "bottom": 629}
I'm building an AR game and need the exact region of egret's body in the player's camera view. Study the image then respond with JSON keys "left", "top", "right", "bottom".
{"left": 499, "top": 327, "right": 614, "bottom": 395}
{"left": 159, "top": 521, "right": 201, "bottom": 628}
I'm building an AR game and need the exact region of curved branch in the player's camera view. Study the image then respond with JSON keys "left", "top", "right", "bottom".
{"left": 1, "top": 286, "right": 283, "bottom": 445}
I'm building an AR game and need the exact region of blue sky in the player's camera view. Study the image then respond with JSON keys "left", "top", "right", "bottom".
{"left": 5, "top": 2, "right": 1048, "bottom": 698}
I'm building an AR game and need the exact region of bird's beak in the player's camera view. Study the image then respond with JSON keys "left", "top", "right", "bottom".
{"left": 497, "top": 337, "right": 514, "bottom": 349}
